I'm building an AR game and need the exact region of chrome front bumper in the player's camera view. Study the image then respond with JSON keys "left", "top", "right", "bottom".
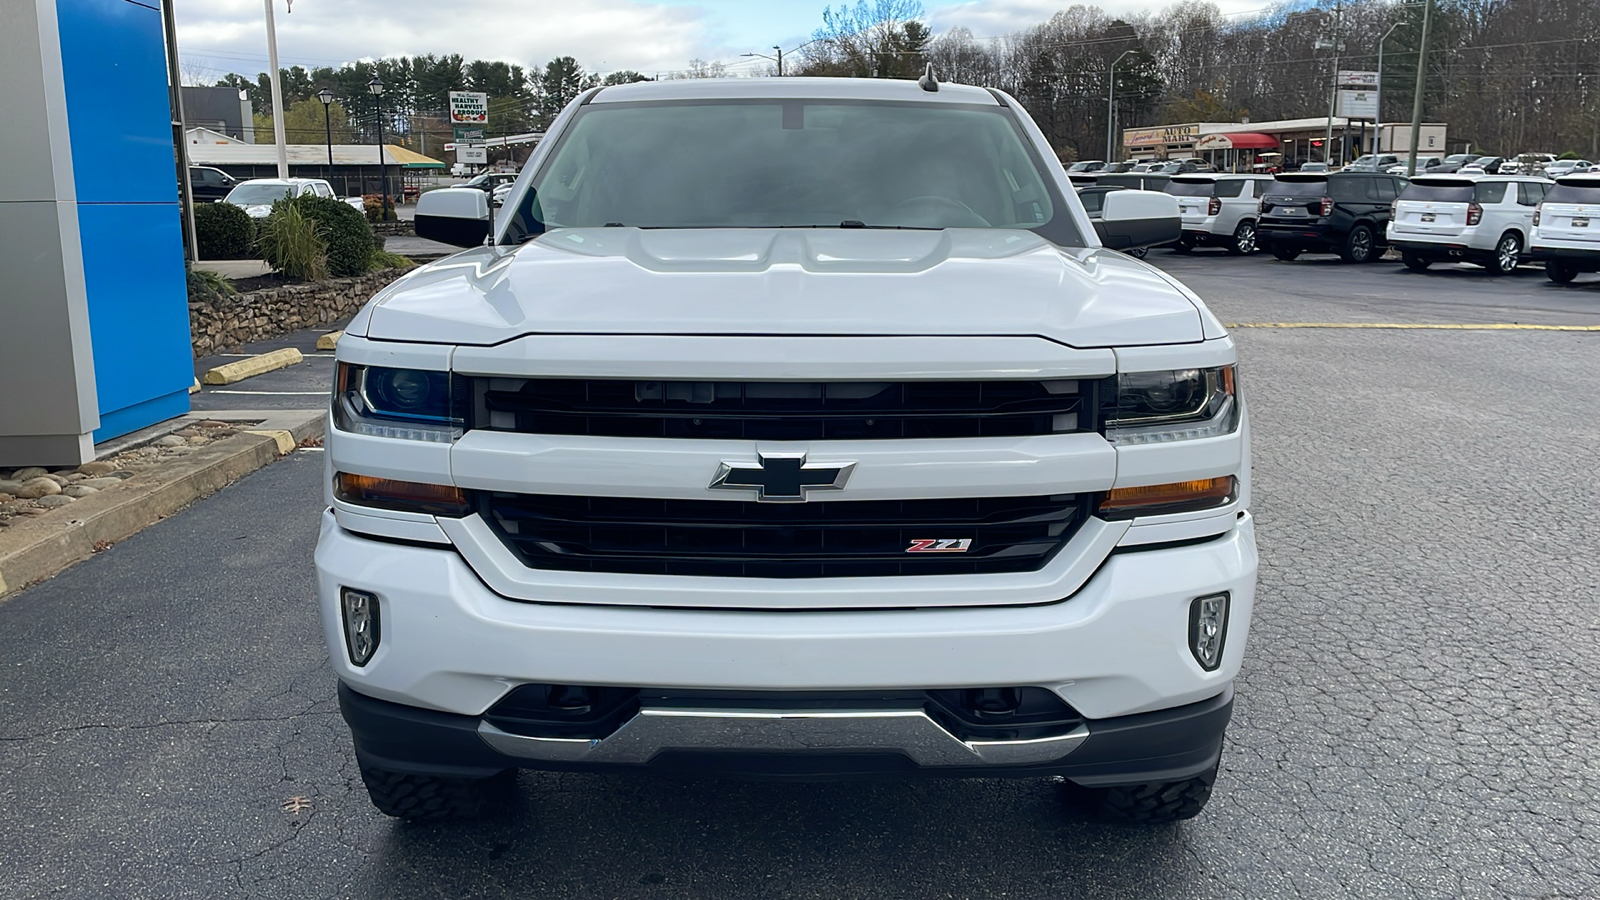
{"left": 478, "top": 707, "right": 1090, "bottom": 768}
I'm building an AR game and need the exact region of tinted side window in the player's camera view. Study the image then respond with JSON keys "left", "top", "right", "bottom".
{"left": 1374, "top": 179, "right": 1398, "bottom": 201}
{"left": 1214, "top": 180, "right": 1246, "bottom": 198}
{"left": 1328, "top": 178, "right": 1367, "bottom": 201}
{"left": 1517, "top": 183, "right": 1541, "bottom": 206}
{"left": 1475, "top": 182, "right": 1508, "bottom": 204}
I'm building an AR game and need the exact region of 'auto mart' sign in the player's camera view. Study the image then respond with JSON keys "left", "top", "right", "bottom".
{"left": 1125, "top": 124, "right": 1199, "bottom": 147}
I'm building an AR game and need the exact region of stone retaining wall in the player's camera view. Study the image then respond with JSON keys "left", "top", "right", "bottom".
{"left": 189, "top": 269, "right": 405, "bottom": 359}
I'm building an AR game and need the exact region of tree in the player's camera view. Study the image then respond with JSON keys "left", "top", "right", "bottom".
{"left": 602, "top": 70, "right": 652, "bottom": 86}
{"left": 672, "top": 59, "right": 728, "bottom": 79}
{"left": 252, "top": 97, "right": 356, "bottom": 145}
{"left": 800, "top": 0, "right": 930, "bottom": 78}
{"left": 537, "top": 56, "right": 598, "bottom": 122}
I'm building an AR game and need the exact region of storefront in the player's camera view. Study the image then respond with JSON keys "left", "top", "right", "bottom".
{"left": 1123, "top": 118, "right": 1449, "bottom": 171}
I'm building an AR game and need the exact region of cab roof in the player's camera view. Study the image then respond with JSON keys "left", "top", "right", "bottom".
{"left": 588, "top": 76, "right": 1002, "bottom": 107}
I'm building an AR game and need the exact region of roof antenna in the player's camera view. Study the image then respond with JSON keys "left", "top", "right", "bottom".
{"left": 917, "top": 63, "right": 939, "bottom": 92}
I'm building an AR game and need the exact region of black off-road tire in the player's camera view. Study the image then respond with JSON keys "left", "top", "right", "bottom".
{"left": 1228, "top": 220, "right": 1257, "bottom": 255}
{"left": 1402, "top": 251, "right": 1432, "bottom": 272}
{"left": 359, "top": 766, "right": 516, "bottom": 822}
{"left": 1271, "top": 245, "right": 1301, "bottom": 261}
{"left": 1339, "top": 224, "right": 1374, "bottom": 263}
{"left": 1088, "top": 762, "right": 1219, "bottom": 824}
{"left": 1546, "top": 260, "right": 1579, "bottom": 284}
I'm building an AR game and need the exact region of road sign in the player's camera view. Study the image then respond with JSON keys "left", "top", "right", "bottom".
{"left": 448, "top": 91, "right": 488, "bottom": 125}
{"left": 1337, "top": 90, "right": 1378, "bottom": 119}
{"left": 458, "top": 145, "right": 488, "bottom": 165}
{"left": 1337, "top": 70, "right": 1379, "bottom": 88}
{"left": 453, "top": 125, "right": 485, "bottom": 142}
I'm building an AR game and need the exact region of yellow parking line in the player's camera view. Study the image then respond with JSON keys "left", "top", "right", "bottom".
{"left": 1226, "top": 322, "right": 1600, "bottom": 331}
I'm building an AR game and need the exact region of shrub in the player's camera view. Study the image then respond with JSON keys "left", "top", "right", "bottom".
{"left": 185, "top": 266, "right": 237, "bottom": 303}
{"left": 258, "top": 199, "right": 328, "bottom": 281}
{"left": 193, "top": 201, "right": 254, "bottom": 260}
{"left": 291, "top": 195, "right": 376, "bottom": 276}
{"left": 369, "top": 250, "right": 415, "bottom": 272}
{"left": 362, "top": 193, "right": 396, "bottom": 223}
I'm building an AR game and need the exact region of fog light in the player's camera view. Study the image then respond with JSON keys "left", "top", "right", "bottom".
{"left": 1188, "top": 592, "right": 1229, "bottom": 671}
{"left": 341, "top": 588, "right": 380, "bottom": 667}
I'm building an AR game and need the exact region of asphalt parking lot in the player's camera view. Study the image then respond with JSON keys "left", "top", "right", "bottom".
{"left": 3, "top": 250, "right": 1598, "bottom": 899}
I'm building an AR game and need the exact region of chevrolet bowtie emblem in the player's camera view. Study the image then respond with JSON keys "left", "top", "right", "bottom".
{"left": 709, "top": 453, "right": 855, "bottom": 503}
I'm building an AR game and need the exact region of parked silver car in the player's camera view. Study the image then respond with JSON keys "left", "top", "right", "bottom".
{"left": 1165, "top": 174, "right": 1274, "bottom": 254}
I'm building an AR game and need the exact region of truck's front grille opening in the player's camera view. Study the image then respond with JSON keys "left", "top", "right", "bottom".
{"left": 471, "top": 378, "right": 1092, "bottom": 440}
{"left": 480, "top": 493, "right": 1091, "bottom": 578}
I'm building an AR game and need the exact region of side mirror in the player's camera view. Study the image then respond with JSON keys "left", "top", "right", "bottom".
{"left": 415, "top": 187, "right": 491, "bottom": 248}
{"left": 1095, "top": 190, "right": 1180, "bottom": 251}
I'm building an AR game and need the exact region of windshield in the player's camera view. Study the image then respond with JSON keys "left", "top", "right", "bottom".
{"left": 510, "top": 99, "right": 1076, "bottom": 243}
{"left": 225, "top": 184, "right": 292, "bottom": 205}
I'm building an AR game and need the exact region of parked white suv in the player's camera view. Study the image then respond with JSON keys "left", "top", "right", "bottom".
{"left": 222, "top": 177, "right": 365, "bottom": 218}
{"left": 1388, "top": 175, "right": 1551, "bottom": 275}
{"left": 329, "top": 77, "right": 1255, "bottom": 825}
{"left": 1530, "top": 174, "right": 1600, "bottom": 283}
{"left": 1165, "top": 174, "right": 1272, "bottom": 254}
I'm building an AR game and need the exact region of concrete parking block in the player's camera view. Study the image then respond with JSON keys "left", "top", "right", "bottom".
{"left": 203, "top": 348, "right": 303, "bottom": 385}
{"left": 0, "top": 409, "right": 323, "bottom": 601}
{"left": 315, "top": 330, "right": 343, "bottom": 351}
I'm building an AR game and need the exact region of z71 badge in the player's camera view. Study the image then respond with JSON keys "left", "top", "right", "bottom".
{"left": 906, "top": 539, "right": 972, "bottom": 553}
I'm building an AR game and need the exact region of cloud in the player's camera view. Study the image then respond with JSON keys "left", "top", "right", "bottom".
{"left": 174, "top": 0, "right": 737, "bottom": 80}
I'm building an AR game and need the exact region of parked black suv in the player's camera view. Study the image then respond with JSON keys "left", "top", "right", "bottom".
{"left": 188, "top": 166, "right": 238, "bottom": 202}
{"left": 1257, "top": 172, "right": 1406, "bottom": 263}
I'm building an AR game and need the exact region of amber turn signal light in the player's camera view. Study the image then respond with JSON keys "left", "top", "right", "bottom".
{"left": 1098, "top": 476, "right": 1235, "bottom": 519}
{"left": 335, "top": 473, "right": 470, "bottom": 517}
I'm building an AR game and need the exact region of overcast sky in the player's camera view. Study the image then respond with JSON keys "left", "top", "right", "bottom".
{"left": 175, "top": 0, "right": 1272, "bottom": 83}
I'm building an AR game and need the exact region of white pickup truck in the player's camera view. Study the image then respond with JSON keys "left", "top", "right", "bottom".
{"left": 321, "top": 76, "right": 1256, "bottom": 825}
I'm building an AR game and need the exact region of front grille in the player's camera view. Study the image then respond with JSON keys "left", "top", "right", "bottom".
{"left": 481, "top": 493, "right": 1091, "bottom": 578}
{"left": 471, "top": 378, "right": 1093, "bottom": 441}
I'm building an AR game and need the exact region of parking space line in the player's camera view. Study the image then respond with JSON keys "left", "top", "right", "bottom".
{"left": 1227, "top": 322, "right": 1600, "bottom": 331}
{"left": 205, "top": 390, "right": 329, "bottom": 395}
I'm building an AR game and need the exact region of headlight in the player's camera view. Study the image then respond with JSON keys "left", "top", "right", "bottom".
{"left": 333, "top": 363, "right": 464, "bottom": 442}
{"left": 1106, "top": 365, "right": 1238, "bottom": 444}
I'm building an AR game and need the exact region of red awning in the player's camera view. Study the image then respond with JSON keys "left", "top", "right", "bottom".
{"left": 1197, "top": 132, "right": 1280, "bottom": 150}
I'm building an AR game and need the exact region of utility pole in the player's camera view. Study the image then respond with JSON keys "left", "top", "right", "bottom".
{"left": 263, "top": 0, "right": 288, "bottom": 178}
{"left": 1375, "top": 22, "right": 1401, "bottom": 153}
{"left": 1321, "top": 0, "right": 1344, "bottom": 165}
{"left": 1406, "top": 0, "right": 1433, "bottom": 177}
{"left": 1106, "top": 49, "right": 1134, "bottom": 163}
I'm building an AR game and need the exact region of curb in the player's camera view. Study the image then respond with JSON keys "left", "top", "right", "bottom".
{"left": 203, "top": 348, "right": 304, "bottom": 385}
{"left": 0, "top": 410, "right": 324, "bottom": 602}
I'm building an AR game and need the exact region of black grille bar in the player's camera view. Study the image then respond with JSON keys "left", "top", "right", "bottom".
{"left": 472, "top": 378, "right": 1090, "bottom": 440}
{"left": 481, "top": 493, "right": 1091, "bottom": 578}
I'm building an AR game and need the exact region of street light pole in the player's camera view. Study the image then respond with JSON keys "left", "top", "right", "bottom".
{"left": 368, "top": 76, "right": 388, "bottom": 219}
{"left": 740, "top": 45, "right": 786, "bottom": 77}
{"left": 1374, "top": 22, "right": 1401, "bottom": 153}
{"left": 1322, "top": 0, "right": 1344, "bottom": 165}
{"left": 1106, "top": 49, "right": 1134, "bottom": 163}
{"left": 1406, "top": 0, "right": 1433, "bottom": 177}
{"left": 316, "top": 88, "right": 334, "bottom": 169}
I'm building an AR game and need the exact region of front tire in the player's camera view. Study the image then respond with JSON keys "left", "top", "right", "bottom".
{"left": 1486, "top": 233, "right": 1521, "bottom": 275}
{"left": 1402, "top": 251, "right": 1433, "bottom": 272}
{"left": 1126, "top": 246, "right": 1149, "bottom": 259}
{"left": 1271, "top": 245, "right": 1301, "bottom": 261}
{"left": 359, "top": 766, "right": 516, "bottom": 822}
{"left": 1229, "top": 220, "right": 1257, "bottom": 255}
{"left": 1087, "top": 762, "right": 1219, "bottom": 824}
{"left": 1546, "top": 260, "right": 1579, "bottom": 284}
{"left": 1339, "top": 224, "right": 1374, "bottom": 263}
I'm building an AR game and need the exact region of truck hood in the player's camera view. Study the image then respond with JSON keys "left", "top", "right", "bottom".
{"left": 360, "top": 228, "right": 1203, "bottom": 348}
